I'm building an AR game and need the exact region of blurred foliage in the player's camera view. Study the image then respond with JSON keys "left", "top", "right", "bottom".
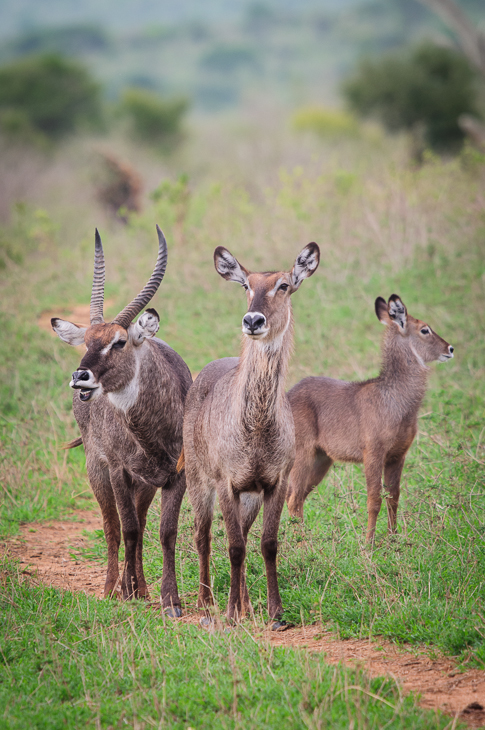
{"left": 0, "top": 54, "right": 102, "bottom": 143}
{"left": 343, "top": 43, "right": 480, "bottom": 152}
{"left": 2, "top": 24, "right": 110, "bottom": 60}
{"left": 200, "top": 44, "right": 259, "bottom": 73}
{"left": 118, "top": 88, "right": 188, "bottom": 147}
{"left": 292, "top": 106, "right": 359, "bottom": 138}
{"left": 0, "top": 203, "right": 57, "bottom": 269}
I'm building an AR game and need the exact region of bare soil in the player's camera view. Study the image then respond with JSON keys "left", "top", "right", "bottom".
{"left": 2, "top": 510, "right": 484, "bottom": 728}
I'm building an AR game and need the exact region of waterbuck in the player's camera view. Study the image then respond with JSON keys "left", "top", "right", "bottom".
{"left": 286, "top": 294, "right": 454, "bottom": 542}
{"left": 181, "top": 243, "right": 320, "bottom": 625}
{"left": 51, "top": 227, "right": 192, "bottom": 611}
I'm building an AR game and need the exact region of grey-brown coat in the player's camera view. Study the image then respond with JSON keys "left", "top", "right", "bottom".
{"left": 286, "top": 294, "right": 454, "bottom": 542}
{"left": 52, "top": 228, "right": 192, "bottom": 610}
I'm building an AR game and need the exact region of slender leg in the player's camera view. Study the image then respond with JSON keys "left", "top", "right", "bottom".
{"left": 286, "top": 448, "right": 333, "bottom": 518}
{"left": 363, "top": 451, "right": 385, "bottom": 544}
{"left": 218, "top": 487, "right": 245, "bottom": 622}
{"left": 110, "top": 467, "right": 139, "bottom": 599}
{"left": 159, "top": 470, "right": 186, "bottom": 614}
{"left": 134, "top": 484, "right": 157, "bottom": 599}
{"left": 87, "top": 460, "right": 121, "bottom": 598}
{"left": 240, "top": 492, "right": 263, "bottom": 615}
{"left": 191, "top": 487, "right": 216, "bottom": 609}
{"left": 384, "top": 456, "right": 406, "bottom": 535}
{"left": 261, "top": 477, "right": 287, "bottom": 621}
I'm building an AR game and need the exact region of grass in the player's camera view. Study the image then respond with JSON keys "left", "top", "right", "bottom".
{"left": 0, "top": 124, "right": 483, "bottom": 727}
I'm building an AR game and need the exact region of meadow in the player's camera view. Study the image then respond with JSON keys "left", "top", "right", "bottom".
{"left": 0, "top": 120, "right": 484, "bottom": 728}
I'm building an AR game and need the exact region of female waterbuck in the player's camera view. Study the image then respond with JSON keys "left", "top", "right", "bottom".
{"left": 51, "top": 227, "right": 192, "bottom": 612}
{"left": 181, "top": 243, "right": 320, "bottom": 624}
{"left": 286, "top": 294, "right": 454, "bottom": 543}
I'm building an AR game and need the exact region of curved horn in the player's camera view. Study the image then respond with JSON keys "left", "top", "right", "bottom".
{"left": 90, "top": 229, "right": 105, "bottom": 325}
{"left": 112, "top": 225, "right": 168, "bottom": 329}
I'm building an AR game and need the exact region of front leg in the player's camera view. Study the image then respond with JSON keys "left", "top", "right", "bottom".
{"left": 261, "top": 476, "right": 287, "bottom": 622}
{"left": 135, "top": 483, "right": 158, "bottom": 599}
{"left": 384, "top": 455, "right": 406, "bottom": 535}
{"left": 218, "top": 487, "right": 245, "bottom": 623}
{"left": 110, "top": 467, "right": 139, "bottom": 599}
{"left": 159, "top": 470, "right": 186, "bottom": 615}
{"left": 363, "top": 450, "right": 386, "bottom": 544}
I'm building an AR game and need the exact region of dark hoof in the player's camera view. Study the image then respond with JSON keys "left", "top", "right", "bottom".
{"left": 164, "top": 606, "right": 182, "bottom": 618}
{"left": 271, "top": 620, "right": 288, "bottom": 632}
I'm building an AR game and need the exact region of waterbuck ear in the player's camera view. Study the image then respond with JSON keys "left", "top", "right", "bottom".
{"left": 51, "top": 318, "right": 87, "bottom": 346}
{"left": 290, "top": 242, "right": 320, "bottom": 291}
{"left": 214, "top": 246, "right": 249, "bottom": 285}
{"left": 129, "top": 308, "right": 160, "bottom": 346}
{"left": 388, "top": 294, "right": 407, "bottom": 331}
{"left": 375, "top": 297, "right": 391, "bottom": 325}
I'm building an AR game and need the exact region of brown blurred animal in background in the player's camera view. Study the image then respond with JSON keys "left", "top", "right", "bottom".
{"left": 286, "top": 295, "right": 454, "bottom": 543}
{"left": 97, "top": 151, "right": 143, "bottom": 222}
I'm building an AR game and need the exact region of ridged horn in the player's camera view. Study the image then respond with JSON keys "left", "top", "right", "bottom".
{"left": 90, "top": 229, "right": 105, "bottom": 325}
{"left": 112, "top": 225, "right": 168, "bottom": 329}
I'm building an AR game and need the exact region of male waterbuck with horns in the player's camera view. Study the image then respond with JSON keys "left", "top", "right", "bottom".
{"left": 51, "top": 227, "right": 192, "bottom": 611}
{"left": 286, "top": 294, "right": 454, "bottom": 543}
{"left": 181, "top": 243, "right": 320, "bottom": 625}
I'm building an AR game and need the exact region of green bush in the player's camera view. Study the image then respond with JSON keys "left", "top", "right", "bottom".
{"left": 119, "top": 88, "right": 188, "bottom": 146}
{"left": 343, "top": 43, "right": 480, "bottom": 151}
{"left": 0, "top": 53, "right": 102, "bottom": 142}
{"left": 292, "top": 106, "right": 359, "bottom": 139}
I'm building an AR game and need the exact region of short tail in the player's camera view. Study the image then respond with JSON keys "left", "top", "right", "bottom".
{"left": 176, "top": 447, "right": 185, "bottom": 473}
{"left": 62, "top": 436, "right": 83, "bottom": 450}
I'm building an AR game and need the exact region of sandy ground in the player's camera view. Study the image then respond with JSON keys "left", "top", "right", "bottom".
{"left": 2, "top": 510, "right": 484, "bottom": 728}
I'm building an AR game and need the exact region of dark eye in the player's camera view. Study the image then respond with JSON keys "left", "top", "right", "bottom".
{"left": 112, "top": 340, "right": 126, "bottom": 350}
{"left": 278, "top": 283, "right": 289, "bottom": 292}
{"left": 242, "top": 283, "right": 249, "bottom": 291}
{"left": 420, "top": 328, "right": 430, "bottom": 335}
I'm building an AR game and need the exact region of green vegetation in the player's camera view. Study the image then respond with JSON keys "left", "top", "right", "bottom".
{"left": 292, "top": 106, "right": 359, "bottom": 138}
{"left": 0, "top": 122, "right": 483, "bottom": 727}
{"left": 0, "top": 53, "right": 102, "bottom": 143}
{"left": 119, "top": 88, "right": 188, "bottom": 147}
{"left": 343, "top": 43, "right": 480, "bottom": 152}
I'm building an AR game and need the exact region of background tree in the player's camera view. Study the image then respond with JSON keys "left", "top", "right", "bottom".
{"left": 0, "top": 54, "right": 102, "bottom": 142}
{"left": 343, "top": 42, "right": 480, "bottom": 155}
{"left": 119, "top": 88, "right": 188, "bottom": 148}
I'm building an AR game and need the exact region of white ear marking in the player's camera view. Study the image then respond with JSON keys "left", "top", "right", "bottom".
{"left": 51, "top": 318, "right": 87, "bottom": 347}
{"left": 291, "top": 243, "right": 320, "bottom": 290}
{"left": 388, "top": 298, "right": 407, "bottom": 330}
{"left": 129, "top": 308, "right": 160, "bottom": 345}
{"left": 214, "top": 247, "right": 248, "bottom": 285}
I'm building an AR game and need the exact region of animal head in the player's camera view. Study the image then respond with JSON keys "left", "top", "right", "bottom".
{"left": 213, "top": 243, "right": 320, "bottom": 342}
{"left": 375, "top": 294, "right": 454, "bottom": 365}
{"left": 51, "top": 226, "right": 167, "bottom": 402}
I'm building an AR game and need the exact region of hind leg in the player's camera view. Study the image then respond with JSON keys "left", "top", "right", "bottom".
{"left": 286, "top": 448, "right": 333, "bottom": 518}
{"left": 134, "top": 483, "right": 157, "bottom": 599}
{"left": 87, "top": 460, "right": 121, "bottom": 598}
{"left": 240, "top": 492, "right": 263, "bottom": 616}
{"left": 159, "top": 470, "right": 186, "bottom": 614}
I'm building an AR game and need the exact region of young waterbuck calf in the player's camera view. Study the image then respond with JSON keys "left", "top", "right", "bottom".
{"left": 182, "top": 243, "right": 320, "bottom": 624}
{"left": 286, "top": 294, "right": 454, "bottom": 543}
{"left": 52, "top": 227, "right": 192, "bottom": 611}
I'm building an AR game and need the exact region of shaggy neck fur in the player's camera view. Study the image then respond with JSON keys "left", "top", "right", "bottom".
{"left": 377, "top": 328, "right": 428, "bottom": 416}
{"left": 235, "top": 311, "right": 294, "bottom": 434}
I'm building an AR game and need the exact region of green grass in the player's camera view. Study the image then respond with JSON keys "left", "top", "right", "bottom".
{"left": 0, "top": 127, "right": 483, "bottom": 726}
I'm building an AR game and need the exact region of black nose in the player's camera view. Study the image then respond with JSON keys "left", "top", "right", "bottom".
{"left": 449, "top": 346, "right": 454, "bottom": 354}
{"left": 243, "top": 313, "right": 266, "bottom": 333}
{"left": 72, "top": 370, "right": 89, "bottom": 384}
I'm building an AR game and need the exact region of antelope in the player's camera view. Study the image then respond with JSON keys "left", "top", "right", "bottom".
{"left": 181, "top": 243, "right": 320, "bottom": 625}
{"left": 51, "top": 227, "right": 192, "bottom": 612}
{"left": 286, "top": 294, "right": 454, "bottom": 543}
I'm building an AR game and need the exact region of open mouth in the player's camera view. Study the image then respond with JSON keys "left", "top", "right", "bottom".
{"left": 79, "top": 388, "right": 95, "bottom": 402}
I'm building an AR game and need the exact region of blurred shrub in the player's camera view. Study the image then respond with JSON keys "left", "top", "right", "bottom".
{"left": 0, "top": 204, "right": 57, "bottom": 269}
{"left": 6, "top": 25, "right": 110, "bottom": 58}
{"left": 343, "top": 43, "right": 480, "bottom": 152}
{"left": 292, "top": 106, "right": 359, "bottom": 139}
{"left": 0, "top": 54, "right": 102, "bottom": 142}
{"left": 119, "top": 88, "right": 188, "bottom": 147}
{"left": 200, "top": 44, "right": 258, "bottom": 73}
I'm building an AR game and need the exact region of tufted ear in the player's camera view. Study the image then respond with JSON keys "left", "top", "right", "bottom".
{"left": 129, "top": 308, "right": 160, "bottom": 346}
{"left": 51, "top": 318, "right": 87, "bottom": 346}
{"left": 388, "top": 294, "right": 407, "bottom": 331}
{"left": 290, "top": 242, "right": 320, "bottom": 291}
{"left": 214, "top": 247, "right": 249, "bottom": 285}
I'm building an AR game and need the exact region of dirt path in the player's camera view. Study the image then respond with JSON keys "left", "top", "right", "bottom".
{"left": 2, "top": 510, "right": 484, "bottom": 728}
